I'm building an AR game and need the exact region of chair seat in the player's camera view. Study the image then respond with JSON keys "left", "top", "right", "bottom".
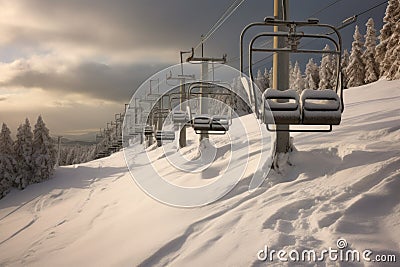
{"left": 263, "top": 89, "right": 301, "bottom": 124}
{"left": 155, "top": 131, "right": 175, "bottom": 141}
{"left": 211, "top": 115, "right": 229, "bottom": 131}
{"left": 193, "top": 115, "right": 212, "bottom": 131}
{"left": 172, "top": 111, "right": 188, "bottom": 123}
{"left": 301, "top": 89, "right": 341, "bottom": 125}
{"left": 301, "top": 89, "right": 340, "bottom": 111}
{"left": 144, "top": 126, "right": 153, "bottom": 136}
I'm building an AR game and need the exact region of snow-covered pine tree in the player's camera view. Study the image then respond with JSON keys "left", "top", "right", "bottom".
{"left": 330, "top": 54, "right": 338, "bottom": 88}
{"left": 32, "top": 115, "right": 56, "bottom": 183}
{"left": 319, "top": 44, "right": 334, "bottom": 89}
{"left": 255, "top": 69, "right": 265, "bottom": 92}
{"left": 268, "top": 67, "right": 273, "bottom": 87}
{"left": 14, "top": 119, "right": 33, "bottom": 189}
{"left": 289, "top": 61, "right": 295, "bottom": 88}
{"left": 376, "top": 0, "right": 400, "bottom": 78}
{"left": 0, "top": 123, "right": 16, "bottom": 198}
{"left": 293, "top": 61, "right": 305, "bottom": 93}
{"left": 385, "top": 1, "right": 400, "bottom": 80}
{"left": 232, "top": 77, "right": 252, "bottom": 115}
{"left": 305, "top": 58, "right": 319, "bottom": 89}
{"left": 363, "top": 18, "right": 379, "bottom": 83}
{"left": 341, "top": 49, "right": 350, "bottom": 88}
{"left": 59, "top": 146, "right": 68, "bottom": 166}
{"left": 263, "top": 68, "right": 270, "bottom": 89}
{"left": 347, "top": 25, "right": 366, "bottom": 87}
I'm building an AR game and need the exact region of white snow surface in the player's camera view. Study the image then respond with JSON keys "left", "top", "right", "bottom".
{"left": 1, "top": 80, "right": 400, "bottom": 266}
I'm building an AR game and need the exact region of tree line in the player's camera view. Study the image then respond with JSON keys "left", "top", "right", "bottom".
{"left": 0, "top": 116, "right": 56, "bottom": 198}
{"left": 0, "top": 115, "right": 103, "bottom": 199}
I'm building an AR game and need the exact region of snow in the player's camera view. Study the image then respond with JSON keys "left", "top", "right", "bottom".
{"left": 1, "top": 79, "right": 400, "bottom": 266}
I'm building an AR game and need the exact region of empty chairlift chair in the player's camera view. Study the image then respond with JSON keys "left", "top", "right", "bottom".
{"left": 155, "top": 130, "right": 175, "bottom": 142}
{"left": 172, "top": 110, "right": 190, "bottom": 125}
{"left": 188, "top": 82, "right": 233, "bottom": 135}
{"left": 144, "top": 125, "right": 153, "bottom": 136}
{"left": 193, "top": 115, "right": 212, "bottom": 133}
{"left": 240, "top": 18, "right": 344, "bottom": 132}
{"left": 263, "top": 89, "right": 301, "bottom": 125}
{"left": 300, "top": 89, "right": 341, "bottom": 125}
{"left": 211, "top": 115, "right": 230, "bottom": 132}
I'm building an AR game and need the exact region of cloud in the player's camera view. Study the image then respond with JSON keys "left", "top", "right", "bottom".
{"left": 0, "top": 59, "right": 169, "bottom": 102}
{"left": 0, "top": 87, "right": 123, "bottom": 137}
{"left": 0, "top": 0, "right": 234, "bottom": 63}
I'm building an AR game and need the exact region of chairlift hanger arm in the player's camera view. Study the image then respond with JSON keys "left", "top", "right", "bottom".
{"left": 240, "top": 19, "right": 342, "bottom": 73}
{"left": 188, "top": 82, "right": 233, "bottom": 100}
{"left": 186, "top": 48, "right": 227, "bottom": 64}
{"left": 248, "top": 32, "right": 342, "bottom": 96}
{"left": 249, "top": 32, "right": 340, "bottom": 53}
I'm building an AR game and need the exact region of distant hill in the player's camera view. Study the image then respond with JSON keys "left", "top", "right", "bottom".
{"left": 51, "top": 132, "right": 98, "bottom": 146}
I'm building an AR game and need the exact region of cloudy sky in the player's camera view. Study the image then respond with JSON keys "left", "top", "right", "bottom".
{"left": 0, "top": 0, "right": 387, "bottom": 139}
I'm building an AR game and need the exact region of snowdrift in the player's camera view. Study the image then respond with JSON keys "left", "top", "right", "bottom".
{"left": 1, "top": 79, "right": 399, "bottom": 266}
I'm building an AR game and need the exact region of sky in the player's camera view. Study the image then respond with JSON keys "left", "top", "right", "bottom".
{"left": 0, "top": 0, "right": 387, "bottom": 139}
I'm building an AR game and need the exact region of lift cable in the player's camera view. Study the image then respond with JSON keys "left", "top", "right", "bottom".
{"left": 308, "top": 0, "right": 345, "bottom": 18}
{"left": 202, "top": 0, "right": 242, "bottom": 44}
{"left": 194, "top": 0, "right": 246, "bottom": 51}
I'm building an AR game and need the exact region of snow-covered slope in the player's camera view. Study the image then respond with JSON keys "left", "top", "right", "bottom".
{"left": 1, "top": 80, "right": 399, "bottom": 266}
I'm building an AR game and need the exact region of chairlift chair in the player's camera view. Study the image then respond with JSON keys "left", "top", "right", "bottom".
{"left": 144, "top": 125, "right": 154, "bottom": 136}
{"left": 155, "top": 130, "right": 175, "bottom": 142}
{"left": 240, "top": 18, "right": 344, "bottom": 132}
{"left": 188, "top": 81, "right": 234, "bottom": 135}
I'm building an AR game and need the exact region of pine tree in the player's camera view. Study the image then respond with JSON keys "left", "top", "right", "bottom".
{"left": 363, "top": 18, "right": 379, "bottom": 83}
{"left": 341, "top": 49, "right": 350, "bottom": 88}
{"left": 305, "top": 58, "right": 319, "bottom": 90}
{"left": 14, "top": 119, "right": 33, "bottom": 189}
{"left": 289, "top": 61, "right": 295, "bottom": 88}
{"left": 32, "top": 116, "right": 56, "bottom": 183}
{"left": 263, "top": 68, "right": 270, "bottom": 89}
{"left": 0, "top": 123, "right": 16, "bottom": 198}
{"left": 376, "top": 0, "right": 400, "bottom": 78}
{"left": 293, "top": 61, "right": 305, "bottom": 93}
{"left": 255, "top": 69, "right": 269, "bottom": 92}
{"left": 347, "top": 25, "right": 365, "bottom": 87}
{"left": 385, "top": 1, "right": 400, "bottom": 80}
{"left": 330, "top": 54, "right": 338, "bottom": 88}
{"left": 319, "top": 44, "right": 334, "bottom": 89}
{"left": 269, "top": 67, "right": 273, "bottom": 87}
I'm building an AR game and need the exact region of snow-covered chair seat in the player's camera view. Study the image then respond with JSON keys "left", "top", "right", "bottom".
{"left": 301, "top": 89, "right": 341, "bottom": 125}
{"left": 211, "top": 115, "right": 230, "bottom": 132}
{"left": 193, "top": 115, "right": 212, "bottom": 133}
{"left": 144, "top": 125, "right": 153, "bottom": 136}
{"left": 172, "top": 110, "right": 189, "bottom": 124}
{"left": 155, "top": 130, "right": 175, "bottom": 141}
{"left": 263, "top": 89, "right": 301, "bottom": 124}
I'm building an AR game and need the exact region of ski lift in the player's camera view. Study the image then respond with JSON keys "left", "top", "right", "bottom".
{"left": 240, "top": 18, "right": 344, "bottom": 132}
{"left": 169, "top": 95, "right": 193, "bottom": 126}
{"left": 172, "top": 110, "right": 189, "bottom": 124}
{"left": 188, "top": 81, "right": 233, "bottom": 135}
{"left": 144, "top": 125, "right": 154, "bottom": 136}
{"left": 155, "top": 130, "right": 175, "bottom": 142}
